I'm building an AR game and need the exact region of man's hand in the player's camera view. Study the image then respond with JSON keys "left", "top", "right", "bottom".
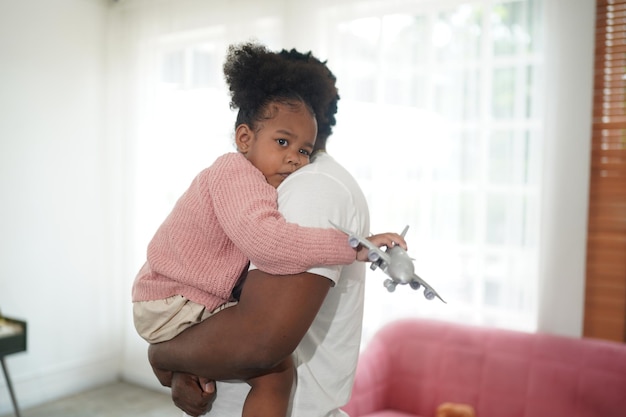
{"left": 170, "top": 372, "right": 216, "bottom": 417}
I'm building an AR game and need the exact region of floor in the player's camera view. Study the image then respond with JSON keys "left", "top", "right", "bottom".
{"left": 0, "top": 381, "right": 180, "bottom": 417}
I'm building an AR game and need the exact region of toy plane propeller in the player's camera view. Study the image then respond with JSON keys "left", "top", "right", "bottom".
{"left": 330, "top": 222, "right": 446, "bottom": 303}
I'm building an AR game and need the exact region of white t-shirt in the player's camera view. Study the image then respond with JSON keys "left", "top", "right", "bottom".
{"left": 201, "top": 153, "right": 370, "bottom": 417}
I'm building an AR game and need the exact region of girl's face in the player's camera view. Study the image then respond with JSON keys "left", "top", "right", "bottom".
{"left": 236, "top": 101, "right": 317, "bottom": 188}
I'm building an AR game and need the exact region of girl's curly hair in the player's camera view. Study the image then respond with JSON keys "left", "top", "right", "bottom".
{"left": 223, "top": 42, "right": 340, "bottom": 150}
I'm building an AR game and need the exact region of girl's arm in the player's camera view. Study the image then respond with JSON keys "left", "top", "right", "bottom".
{"left": 207, "top": 154, "right": 355, "bottom": 274}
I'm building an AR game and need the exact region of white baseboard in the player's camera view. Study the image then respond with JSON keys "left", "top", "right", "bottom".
{"left": 0, "top": 355, "right": 119, "bottom": 415}
{"left": 121, "top": 368, "right": 169, "bottom": 394}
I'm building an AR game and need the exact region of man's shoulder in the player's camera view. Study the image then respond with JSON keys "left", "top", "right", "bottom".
{"left": 278, "top": 152, "right": 369, "bottom": 233}
{"left": 283, "top": 153, "right": 359, "bottom": 191}
{"left": 307, "top": 152, "right": 351, "bottom": 176}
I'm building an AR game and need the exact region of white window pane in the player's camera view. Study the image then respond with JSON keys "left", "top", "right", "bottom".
{"left": 328, "top": 0, "right": 542, "bottom": 335}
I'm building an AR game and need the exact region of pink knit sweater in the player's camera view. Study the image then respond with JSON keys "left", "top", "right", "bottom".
{"left": 132, "top": 152, "right": 356, "bottom": 311}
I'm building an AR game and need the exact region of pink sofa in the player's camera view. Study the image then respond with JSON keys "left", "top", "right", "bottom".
{"left": 342, "top": 318, "right": 626, "bottom": 417}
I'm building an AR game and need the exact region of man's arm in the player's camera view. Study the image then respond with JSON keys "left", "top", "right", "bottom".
{"left": 148, "top": 268, "right": 332, "bottom": 381}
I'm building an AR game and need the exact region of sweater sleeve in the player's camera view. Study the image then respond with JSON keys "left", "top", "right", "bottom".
{"left": 205, "top": 153, "right": 356, "bottom": 275}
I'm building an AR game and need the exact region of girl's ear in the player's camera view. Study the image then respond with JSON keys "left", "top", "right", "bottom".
{"left": 235, "top": 124, "right": 254, "bottom": 153}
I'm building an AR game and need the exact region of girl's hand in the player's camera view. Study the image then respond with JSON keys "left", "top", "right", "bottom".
{"left": 355, "top": 232, "right": 407, "bottom": 262}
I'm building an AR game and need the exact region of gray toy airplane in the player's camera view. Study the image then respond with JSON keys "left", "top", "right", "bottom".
{"left": 330, "top": 222, "right": 446, "bottom": 303}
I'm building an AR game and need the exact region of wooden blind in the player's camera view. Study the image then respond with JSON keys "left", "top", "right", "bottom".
{"left": 584, "top": 0, "right": 626, "bottom": 342}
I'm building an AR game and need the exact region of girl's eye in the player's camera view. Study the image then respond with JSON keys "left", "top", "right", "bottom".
{"left": 276, "top": 139, "right": 288, "bottom": 146}
{"left": 299, "top": 149, "right": 311, "bottom": 157}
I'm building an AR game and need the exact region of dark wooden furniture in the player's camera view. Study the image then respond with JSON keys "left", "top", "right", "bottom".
{"left": 0, "top": 317, "right": 26, "bottom": 417}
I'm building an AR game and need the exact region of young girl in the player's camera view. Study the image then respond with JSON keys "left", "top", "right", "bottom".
{"left": 132, "top": 42, "right": 406, "bottom": 417}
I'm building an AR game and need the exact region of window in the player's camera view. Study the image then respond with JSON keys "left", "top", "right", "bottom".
{"left": 321, "top": 0, "right": 543, "bottom": 340}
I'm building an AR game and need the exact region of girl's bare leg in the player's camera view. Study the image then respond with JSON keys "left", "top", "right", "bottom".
{"left": 242, "top": 356, "right": 294, "bottom": 417}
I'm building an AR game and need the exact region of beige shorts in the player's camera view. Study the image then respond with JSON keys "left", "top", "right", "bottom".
{"left": 133, "top": 295, "right": 237, "bottom": 343}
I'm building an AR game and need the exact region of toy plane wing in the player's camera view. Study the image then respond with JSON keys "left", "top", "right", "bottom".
{"left": 411, "top": 273, "right": 446, "bottom": 303}
{"left": 330, "top": 221, "right": 446, "bottom": 303}
{"left": 329, "top": 221, "right": 392, "bottom": 265}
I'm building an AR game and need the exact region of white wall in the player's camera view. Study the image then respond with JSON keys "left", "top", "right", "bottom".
{"left": 537, "top": 0, "right": 595, "bottom": 337}
{"left": 0, "top": 0, "right": 124, "bottom": 414}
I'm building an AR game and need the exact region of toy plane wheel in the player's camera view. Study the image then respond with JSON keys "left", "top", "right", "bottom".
{"left": 384, "top": 279, "right": 396, "bottom": 292}
{"left": 370, "top": 263, "right": 379, "bottom": 271}
{"left": 424, "top": 289, "right": 435, "bottom": 300}
{"left": 410, "top": 281, "right": 421, "bottom": 290}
